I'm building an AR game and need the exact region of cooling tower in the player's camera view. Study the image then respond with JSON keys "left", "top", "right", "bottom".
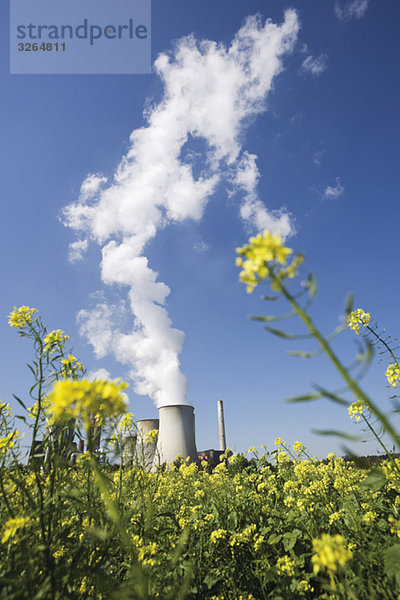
{"left": 134, "top": 418, "right": 159, "bottom": 468}
{"left": 153, "top": 404, "right": 198, "bottom": 467}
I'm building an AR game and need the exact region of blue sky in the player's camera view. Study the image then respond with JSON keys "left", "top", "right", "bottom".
{"left": 1, "top": 0, "right": 399, "bottom": 458}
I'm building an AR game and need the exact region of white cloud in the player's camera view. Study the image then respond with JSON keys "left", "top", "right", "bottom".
{"left": 193, "top": 239, "right": 209, "bottom": 253}
{"left": 77, "top": 303, "right": 114, "bottom": 359}
{"left": 64, "top": 11, "right": 299, "bottom": 407}
{"left": 300, "top": 54, "right": 328, "bottom": 77}
{"left": 79, "top": 174, "right": 108, "bottom": 201}
{"left": 68, "top": 239, "right": 88, "bottom": 263}
{"left": 313, "top": 149, "right": 326, "bottom": 167}
{"left": 324, "top": 177, "right": 344, "bottom": 200}
{"left": 234, "top": 152, "right": 293, "bottom": 236}
{"left": 86, "top": 367, "right": 112, "bottom": 381}
{"left": 334, "top": 0, "right": 369, "bottom": 21}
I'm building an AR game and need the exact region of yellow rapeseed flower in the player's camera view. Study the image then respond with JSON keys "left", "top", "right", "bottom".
{"left": 61, "top": 354, "right": 84, "bottom": 378}
{"left": 118, "top": 412, "right": 135, "bottom": 432}
{"left": 293, "top": 441, "right": 306, "bottom": 456}
{"left": 0, "top": 402, "right": 11, "bottom": 418}
{"left": 210, "top": 529, "right": 227, "bottom": 544}
{"left": 1, "top": 516, "right": 31, "bottom": 543}
{"left": 48, "top": 378, "right": 128, "bottom": 428}
{"left": 386, "top": 363, "right": 400, "bottom": 387}
{"left": 43, "top": 329, "right": 69, "bottom": 353}
{"left": 348, "top": 399, "right": 367, "bottom": 422}
{"left": 8, "top": 306, "right": 37, "bottom": 329}
{"left": 347, "top": 308, "right": 371, "bottom": 334}
{"left": 311, "top": 533, "right": 352, "bottom": 582}
{"left": 362, "top": 511, "right": 377, "bottom": 524}
{"left": 145, "top": 429, "right": 158, "bottom": 444}
{"left": 276, "top": 555, "right": 295, "bottom": 577}
{"left": 0, "top": 431, "right": 22, "bottom": 455}
{"left": 236, "top": 230, "right": 296, "bottom": 293}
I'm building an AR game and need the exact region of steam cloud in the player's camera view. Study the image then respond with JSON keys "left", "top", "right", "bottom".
{"left": 63, "top": 10, "right": 299, "bottom": 407}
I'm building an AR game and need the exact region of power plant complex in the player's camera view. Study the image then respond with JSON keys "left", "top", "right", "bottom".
{"left": 30, "top": 400, "right": 228, "bottom": 469}
{"left": 129, "top": 400, "right": 227, "bottom": 469}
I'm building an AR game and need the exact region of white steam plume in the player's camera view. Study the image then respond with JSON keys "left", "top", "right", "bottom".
{"left": 63, "top": 11, "right": 299, "bottom": 407}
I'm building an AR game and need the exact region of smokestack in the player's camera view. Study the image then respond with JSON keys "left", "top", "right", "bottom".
{"left": 217, "top": 400, "right": 226, "bottom": 451}
{"left": 134, "top": 418, "right": 159, "bottom": 468}
{"left": 153, "top": 405, "right": 198, "bottom": 466}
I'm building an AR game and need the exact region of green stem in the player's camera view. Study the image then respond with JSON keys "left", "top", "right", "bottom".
{"left": 29, "top": 327, "right": 44, "bottom": 462}
{"left": 365, "top": 324, "right": 399, "bottom": 365}
{"left": 361, "top": 413, "right": 400, "bottom": 476}
{"left": 276, "top": 277, "right": 400, "bottom": 450}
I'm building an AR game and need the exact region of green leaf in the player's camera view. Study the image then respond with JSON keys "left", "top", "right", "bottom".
{"left": 268, "top": 533, "right": 282, "bottom": 545}
{"left": 359, "top": 469, "right": 387, "bottom": 492}
{"left": 261, "top": 295, "right": 278, "bottom": 301}
{"left": 384, "top": 544, "right": 400, "bottom": 586}
{"left": 364, "top": 339, "right": 374, "bottom": 367}
{"left": 285, "top": 391, "right": 323, "bottom": 403}
{"left": 250, "top": 310, "right": 296, "bottom": 323}
{"left": 312, "top": 384, "right": 349, "bottom": 406}
{"left": 345, "top": 291, "right": 354, "bottom": 315}
{"left": 15, "top": 415, "right": 28, "bottom": 424}
{"left": 227, "top": 511, "right": 238, "bottom": 530}
{"left": 286, "top": 350, "right": 315, "bottom": 358}
{"left": 307, "top": 272, "right": 317, "bottom": 299}
{"left": 251, "top": 315, "right": 282, "bottom": 322}
{"left": 27, "top": 363, "right": 38, "bottom": 376}
{"left": 203, "top": 574, "right": 220, "bottom": 590}
{"left": 12, "top": 394, "right": 27, "bottom": 411}
{"left": 264, "top": 326, "right": 294, "bottom": 338}
{"left": 283, "top": 529, "right": 302, "bottom": 551}
{"left": 264, "top": 326, "right": 312, "bottom": 340}
{"left": 311, "top": 429, "right": 360, "bottom": 441}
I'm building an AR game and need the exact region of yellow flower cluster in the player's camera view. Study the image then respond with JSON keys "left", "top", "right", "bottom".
{"left": 43, "top": 329, "right": 69, "bottom": 353}
{"left": 210, "top": 528, "right": 228, "bottom": 544}
{"left": 118, "top": 412, "right": 135, "bottom": 432}
{"left": 1, "top": 516, "right": 31, "bottom": 543}
{"left": 276, "top": 555, "right": 295, "bottom": 577}
{"left": 29, "top": 396, "right": 50, "bottom": 420}
{"left": 145, "top": 428, "right": 159, "bottom": 444}
{"left": 347, "top": 399, "right": 367, "bottom": 422}
{"left": 8, "top": 305, "right": 37, "bottom": 329}
{"left": 311, "top": 533, "right": 352, "bottom": 576}
{"left": 388, "top": 515, "right": 400, "bottom": 538}
{"left": 236, "top": 230, "right": 301, "bottom": 293}
{"left": 385, "top": 363, "right": 400, "bottom": 387}
{"left": 61, "top": 354, "right": 85, "bottom": 378}
{"left": 347, "top": 308, "right": 371, "bottom": 334}
{"left": 48, "top": 378, "right": 128, "bottom": 427}
{"left": 0, "top": 402, "right": 11, "bottom": 418}
{"left": 293, "top": 441, "right": 306, "bottom": 456}
{"left": 0, "top": 431, "right": 21, "bottom": 455}
{"left": 297, "top": 579, "right": 314, "bottom": 593}
{"left": 362, "top": 510, "right": 377, "bottom": 524}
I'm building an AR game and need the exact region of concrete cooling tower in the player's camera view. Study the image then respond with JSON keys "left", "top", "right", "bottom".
{"left": 134, "top": 418, "right": 159, "bottom": 468}
{"left": 153, "top": 404, "right": 198, "bottom": 467}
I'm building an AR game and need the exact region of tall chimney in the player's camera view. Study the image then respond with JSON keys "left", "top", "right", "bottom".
{"left": 217, "top": 400, "right": 226, "bottom": 451}
{"left": 153, "top": 405, "right": 198, "bottom": 467}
